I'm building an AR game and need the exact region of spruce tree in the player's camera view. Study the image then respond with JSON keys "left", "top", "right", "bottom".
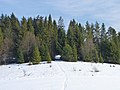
{"left": 72, "top": 45, "right": 78, "bottom": 62}
{"left": 31, "top": 45, "right": 41, "bottom": 64}
{"left": 67, "top": 21, "right": 74, "bottom": 47}
{"left": 52, "top": 20, "right": 58, "bottom": 58}
{"left": 57, "top": 16, "right": 66, "bottom": 55}
{"left": 99, "top": 53, "right": 104, "bottom": 63}
{"left": 21, "top": 16, "right": 27, "bottom": 36}
{"left": 40, "top": 44, "right": 51, "bottom": 63}
{"left": 40, "top": 44, "right": 46, "bottom": 61}
{"left": 0, "top": 28, "right": 3, "bottom": 48}
{"left": 46, "top": 52, "right": 52, "bottom": 63}
{"left": 62, "top": 43, "right": 73, "bottom": 62}
{"left": 17, "top": 49, "right": 24, "bottom": 64}
{"left": 82, "top": 22, "right": 98, "bottom": 62}
{"left": 45, "top": 45, "right": 52, "bottom": 63}
{"left": 11, "top": 13, "right": 21, "bottom": 59}
{"left": 27, "top": 17, "right": 34, "bottom": 33}
{"left": 107, "top": 27, "right": 119, "bottom": 64}
{"left": 4, "top": 16, "right": 12, "bottom": 38}
{"left": 101, "top": 23, "right": 106, "bottom": 41}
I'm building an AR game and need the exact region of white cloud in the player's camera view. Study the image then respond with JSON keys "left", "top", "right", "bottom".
{"left": 0, "top": 0, "right": 120, "bottom": 31}
{"left": 45, "top": 0, "right": 120, "bottom": 31}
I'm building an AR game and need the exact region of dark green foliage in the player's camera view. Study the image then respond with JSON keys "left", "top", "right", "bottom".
{"left": 57, "top": 17, "right": 66, "bottom": 55}
{"left": 21, "top": 16, "right": 27, "bottom": 36}
{"left": 62, "top": 43, "right": 73, "bottom": 62}
{"left": 101, "top": 23, "right": 106, "bottom": 41}
{"left": 0, "top": 28, "right": 3, "bottom": 48}
{"left": 31, "top": 45, "right": 41, "bottom": 64}
{"left": 46, "top": 52, "right": 52, "bottom": 63}
{"left": 82, "top": 22, "right": 99, "bottom": 62}
{"left": 72, "top": 45, "right": 78, "bottom": 62}
{"left": 0, "top": 13, "right": 120, "bottom": 65}
{"left": 27, "top": 17, "right": 34, "bottom": 33}
{"left": 99, "top": 53, "right": 104, "bottom": 63}
{"left": 17, "top": 49, "right": 24, "bottom": 64}
{"left": 40, "top": 44, "right": 51, "bottom": 63}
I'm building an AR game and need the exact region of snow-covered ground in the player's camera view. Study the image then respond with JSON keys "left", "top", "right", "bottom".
{"left": 0, "top": 61, "right": 120, "bottom": 90}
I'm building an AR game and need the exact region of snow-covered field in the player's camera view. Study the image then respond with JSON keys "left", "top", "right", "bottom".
{"left": 0, "top": 61, "right": 120, "bottom": 90}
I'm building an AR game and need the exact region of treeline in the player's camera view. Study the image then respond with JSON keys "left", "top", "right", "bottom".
{"left": 0, "top": 13, "right": 120, "bottom": 65}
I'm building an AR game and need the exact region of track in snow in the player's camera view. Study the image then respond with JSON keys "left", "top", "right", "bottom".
{"left": 57, "top": 62, "right": 68, "bottom": 90}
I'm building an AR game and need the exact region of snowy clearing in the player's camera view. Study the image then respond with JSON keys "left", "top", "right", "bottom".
{"left": 0, "top": 61, "right": 120, "bottom": 90}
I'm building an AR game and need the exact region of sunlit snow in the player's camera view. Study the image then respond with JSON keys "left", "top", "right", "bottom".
{"left": 0, "top": 61, "right": 120, "bottom": 90}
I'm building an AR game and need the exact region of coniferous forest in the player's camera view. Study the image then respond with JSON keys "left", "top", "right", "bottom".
{"left": 0, "top": 13, "right": 120, "bottom": 65}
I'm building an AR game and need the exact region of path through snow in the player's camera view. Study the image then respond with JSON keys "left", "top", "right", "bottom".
{"left": 57, "top": 62, "right": 68, "bottom": 90}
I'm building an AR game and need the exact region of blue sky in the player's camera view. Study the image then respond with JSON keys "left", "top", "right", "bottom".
{"left": 0, "top": 0, "right": 120, "bottom": 31}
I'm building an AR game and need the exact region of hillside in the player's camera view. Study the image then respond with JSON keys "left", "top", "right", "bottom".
{"left": 0, "top": 61, "right": 120, "bottom": 90}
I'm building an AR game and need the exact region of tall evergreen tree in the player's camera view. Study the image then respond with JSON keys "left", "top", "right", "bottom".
{"left": 62, "top": 43, "right": 73, "bottom": 62}
{"left": 21, "top": 16, "right": 27, "bottom": 36}
{"left": 40, "top": 44, "right": 51, "bottom": 63}
{"left": 57, "top": 16, "right": 66, "bottom": 55}
{"left": 0, "top": 27, "right": 3, "bottom": 48}
{"left": 17, "top": 48, "right": 24, "bottom": 64}
{"left": 31, "top": 45, "right": 41, "bottom": 64}
{"left": 101, "top": 23, "right": 106, "bottom": 41}
{"left": 51, "top": 20, "right": 58, "bottom": 58}
{"left": 82, "top": 22, "right": 98, "bottom": 62}
{"left": 27, "top": 17, "right": 34, "bottom": 33}
{"left": 10, "top": 13, "right": 22, "bottom": 60}
{"left": 72, "top": 45, "right": 78, "bottom": 62}
{"left": 105, "top": 27, "right": 119, "bottom": 63}
{"left": 67, "top": 20, "right": 74, "bottom": 47}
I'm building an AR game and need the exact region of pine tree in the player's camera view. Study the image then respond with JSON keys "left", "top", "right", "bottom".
{"left": 40, "top": 44, "right": 51, "bottom": 63}
{"left": 118, "top": 32, "right": 120, "bottom": 63}
{"left": 0, "top": 15, "right": 14, "bottom": 64}
{"left": 21, "top": 16, "right": 27, "bottom": 36}
{"left": 106, "top": 27, "right": 119, "bottom": 64}
{"left": 48, "top": 15, "right": 54, "bottom": 59}
{"left": 11, "top": 13, "right": 21, "bottom": 58}
{"left": 57, "top": 16, "right": 66, "bottom": 55}
{"left": 0, "top": 27, "right": 4, "bottom": 64}
{"left": 62, "top": 43, "right": 73, "bottom": 62}
{"left": 38, "top": 16, "right": 44, "bottom": 36}
{"left": 77, "top": 23, "right": 84, "bottom": 60}
{"left": 45, "top": 45, "right": 51, "bottom": 63}
{"left": 27, "top": 17, "right": 34, "bottom": 33}
{"left": 31, "top": 45, "right": 41, "bottom": 64}
{"left": 67, "top": 20, "right": 74, "bottom": 47}
{"left": 40, "top": 44, "right": 46, "bottom": 61}
{"left": 46, "top": 52, "right": 52, "bottom": 63}
{"left": 101, "top": 23, "right": 106, "bottom": 41}
{"left": 99, "top": 53, "right": 104, "bottom": 63}
{"left": 52, "top": 20, "right": 58, "bottom": 58}
{"left": 82, "top": 22, "right": 98, "bottom": 62}
{"left": 0, "top": 27, "right": 3, "bottom": 48}
{"left": 4, "top": 16, "right": 12, "bottom": 38}
{"left": 72, "top": 45, "right": 77, "bottom": 62}
{"left": 17, "top": 49, "right": 24, "bottom": 64}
